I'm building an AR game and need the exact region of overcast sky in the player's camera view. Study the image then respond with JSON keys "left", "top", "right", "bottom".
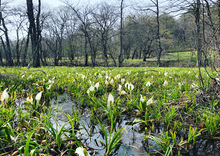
{"left": 10, "top": 0, "right": 171, "bottom": 14}
{"left": 12, "top": 0, "right": 123, "bottom": 8}
{"left": 9, "top": 0, "right": 151, "bottom": 17}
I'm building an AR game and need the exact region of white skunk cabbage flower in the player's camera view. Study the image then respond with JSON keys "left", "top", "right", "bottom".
{"left": 115, "top": 74, "right": 121, "bottom": 80}
{"left": 118, "top": 84, "right": 122, "bottom": 92}
{"left": 163, "top": 80, "right": 168, "bottom": 86}
{"left": 125, "top": 82, "right": 129, "bottom": 88}
{"left": 46, "top": 84, "right": 52, "bottom": 90}
{"left": 110, "top": 79, "right": 114, "bottom": 84}
{"left": 98, "top": 73, "right": 102, "bottom": 78}
{"left": 105, "top": 79, "right": 109, "bottom": 85}
{"left": 75, "top": 147, "right": 90, "bottom": 156}
{"left": 121, "top": 78, "right": 125, "bottom": 84}
{"left": 107, "top": 93, "right": 114, "bottom": 110}
{"left": 140, "top": 94, "right": 145, "bottom": 103}
{"left": 118, "top": 84, "right": 128, "bottom": 95}
{"left": 81, "top": 75, "right": 86, "bottom": 79}
{"left": 146, "top": 96, "right": 154, "bottom": 106}
{"left": 119, "top": 90, "right": 127, "bottom": 95}
{"left": 26, "top": 94, "right": 33, "bottom": 104}
{"left": 146, "top": 82, "right": 151, "bottom": 87}
{"left": 1, "top": 88, "right": 9, "bottom": 105}
{"left": 35, "top": 91, "right": 43, "bottom": 103}
{"left": 164, "top": 72, "right": 168, "bottom": 77}
{"left": 128, "top": 83, "right": 134, "bottom": 92}
{"left": 87, "top": 85, "right": 95, "bottom": 94}
{"left": 178, "top": 82, "right": 183, "bottom": 87}
{"left": 88, "top": 80, "right": 92, "bottom": 84}
{"left": 94, "top": 82, "right": 99, "bottom": 90}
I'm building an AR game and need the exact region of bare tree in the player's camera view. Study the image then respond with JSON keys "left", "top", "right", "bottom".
{"left": 218, "top": 0, "right": 220, "bottom": 35}
{"left": 93, "top": 3, "right": 119, "bottom": 67}
{"left": 204, "top": 0, "right": 220, "bottom": 55}
{"left": 218, "top": 0, "right": 220, "bottom": 55}
{"left": 0, "top": 4, "right": 13, "bottom": 66}
{"left": 65, "top": 2, "right": 97, "bottom": 66}
{"left": 123, "top": 14, "right": 157, "bottom": 61}
{"left": 138, "top": 0, "right": 163, "bottom": 66}
{"left": 44, "top": 8, "right": 69, "bottom": 66}
{"left": 193, "top": 0, "right": 202, "bottom": 68}
{"left": 0, "top": 0, "right": 2, "bottom": 65}
{"left": 22, "top": 29, "right": 30, "bottom": 66}
{"left": 26, "top": 0, "right": 41, "bottom": 67}
{"left": 0, "top": 0, "right": 1, "bottom": 26}
{"left": 58, "top": 10, "right": 79, "bottom": 64}
{"left": 152, "top": 0, "right": 163, "bottom": 67}
{"left": 118, "top": 0, "right": 124, "bottom": 67}
{"left": 10, "top": 6, "right": 28, "bottom": 65}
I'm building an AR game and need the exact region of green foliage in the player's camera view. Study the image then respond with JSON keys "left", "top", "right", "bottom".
{"left": 0, "top": 66, "right": 219, "bottom": 155}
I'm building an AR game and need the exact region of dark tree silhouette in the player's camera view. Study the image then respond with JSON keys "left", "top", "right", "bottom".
{"left": 26, "top": 0, "right": 41, "bottom": 67}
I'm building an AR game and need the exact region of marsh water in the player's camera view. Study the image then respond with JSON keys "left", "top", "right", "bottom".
{"left": 49, "top": 94, "right": 219, "bottom": 156}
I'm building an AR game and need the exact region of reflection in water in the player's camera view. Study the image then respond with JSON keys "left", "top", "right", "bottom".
{"left": 49, "top": 94, "right": 220, "bottom": 156}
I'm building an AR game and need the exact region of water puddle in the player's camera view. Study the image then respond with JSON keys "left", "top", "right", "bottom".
{"left": 50, "top": 93, "right": 74, "bottom": 130}
{"left": 49, "top": 94, "right": 220, "bottom": 155}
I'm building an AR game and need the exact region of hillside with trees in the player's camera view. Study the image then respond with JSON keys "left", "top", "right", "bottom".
{"left": 0, "top": 0, "right": 219, "bottom": 67}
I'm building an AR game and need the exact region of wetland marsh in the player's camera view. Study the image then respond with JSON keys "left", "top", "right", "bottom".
{"left": 0, "top": 67, "right": 219, "bottom": 155}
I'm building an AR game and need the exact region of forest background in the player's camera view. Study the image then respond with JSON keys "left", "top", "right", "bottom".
{"left": 0, "top": 0, "right": 219, "bottom": 68}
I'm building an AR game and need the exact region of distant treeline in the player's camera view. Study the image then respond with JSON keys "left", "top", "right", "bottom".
{"left": 0, "top": 0, "right": 219, "bottom": 67}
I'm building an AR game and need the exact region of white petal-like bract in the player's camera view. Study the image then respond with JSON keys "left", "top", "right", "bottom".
{"left": 35, "top": 91, "right": 43, "bottom": 102}
{"left": 107, "top": 93, "right": 114, "bottom": 110}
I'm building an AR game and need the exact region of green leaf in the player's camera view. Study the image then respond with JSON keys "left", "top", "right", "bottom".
{"left": 24, "top": 130, "right": 35, "bottom": 156}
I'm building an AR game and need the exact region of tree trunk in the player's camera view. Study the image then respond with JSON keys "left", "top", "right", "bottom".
{"left": 195, "top": 0, "right": 202, "bottom": 67}
{"left": 0, "top": 0, "right": 2, "bottom": 65}
{"left": 0, "top": 0, "right": 1, "bottom": 26}
{"left": 118, "top": 0, "right": 124, "bottom": 67}
{"left": 0, "top": 37, "right": 6, "bottom": 65}
{"left": 156, "top": 0, "right": 163, "bottom": 67}
{"left": 40, "top": 49, "right": 46, "bottom": 66}
{"left": 0, "top": 49, "right": 2, "bottom": 65}
{"left": 84, "top": 35, "right": 88, "bottom": 66}
{"left": 16, "top": 28, "right": 21, "bottom": 65}
{"left": 143, "top": 40, "right": 153, "bottom": 61}
{"left": 22, "top": 32, "right": 30, "bottom": 66}
{"left": 109, "top": 51, "right": 117, "bottom": 67}
{"left": 135, "top": 48, "right": 140, "bottom": 59}
{"left": 54, "top": 55, "right": 59, "bottom": 66}
{"left": 86, "top": 31, "right": 95, "bottom": 67}
{"left": 132, "top": 48, "right": 137, "bottom": 59}
{"left": 139, "top": 48, "right": 142, "bottom": 59}
{"left": 101, "top": 33, "right": 108, "bottom": 67}
{"left": 1, "top": 17, "right": 13, "bottom": 66}
{"left": 42, "top": 49, "right": 48, "bottom": 66}
{"left": 217, "top": 0, "right": 220, "bottom": 55}
{"left": 103, "top": 45, "right": 108, "bottom": 67}
{"left": 204, "top": 0, "right": 220, "bottom": 55}
{"left": 26, "top": 0, "right": 41, "bottom": 67}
